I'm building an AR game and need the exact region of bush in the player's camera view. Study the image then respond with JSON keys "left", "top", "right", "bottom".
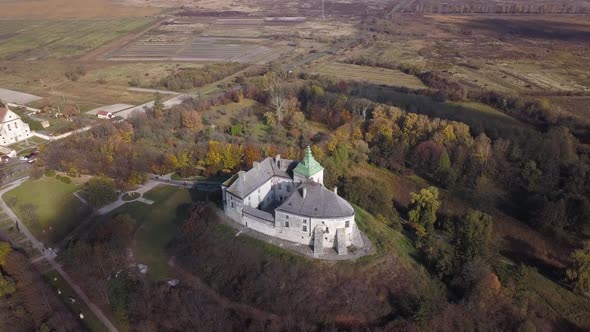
{"left": 64, "top": 65, "right": 86, "bottom": 82}
{"left": 84, "top": 177, "right": 118, "bottom": 207}
{"left": 44, "top": 170, "right": 56, "bottom": 177}
{"left": 56, "top": 175, "right": 72, "bottom": 184}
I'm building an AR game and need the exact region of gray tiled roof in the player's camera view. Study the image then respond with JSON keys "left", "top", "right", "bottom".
{"left": 226, "top": 156, "right": 296, "bottom": 199}
{"left": 276, "top": 181, "right": 355, "bottom": 219}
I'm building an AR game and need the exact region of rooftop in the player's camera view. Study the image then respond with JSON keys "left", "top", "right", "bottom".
{"left": 225, "top": 156, "right": 296, "bottom": 199}
{"left": 276, "top": 181, "right": 354, "bottom": 219}
{"left": 293, "top": 146, "right": 323, "bottom": 178}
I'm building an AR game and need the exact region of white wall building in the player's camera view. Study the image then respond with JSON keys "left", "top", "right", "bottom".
{"left": 222, "top": 147, "right": 364, "bottom": 256}
{"left": 0, "top": 102, "right": 31, "bottom": 146}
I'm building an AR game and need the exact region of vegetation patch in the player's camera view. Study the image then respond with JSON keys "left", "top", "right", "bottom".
{"left": 108, "top": 185, "right": 198, "bottom": 280}
{"left": 121, "top": 192, "right": 140, "bottom": 202}
{"left": 2, "top": 177, "right": 90, "bottom": 245}
{"left": 314, "top": 62, "right": 428, "bottom": 90}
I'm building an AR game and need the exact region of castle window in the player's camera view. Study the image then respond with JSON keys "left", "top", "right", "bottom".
{"left": 345, "top": 220, "right": 350, "bottom": 228}
{"left": 287, "top": 186, "right": 291, "bottom": 192}
{"left": 303, "top": 219, "right": 307, "bottom": 224}
{"left": 14, "top": 122, "right": 17, "bottom": 129}
{"left": 285, "top": 221, "right": 290, "bottom": 228}
{"left": 303, "top": 225, "right": 307, "bottom": 232}
{"left": 286, "top": 215, "right": 289, "bottom": 219}
{"left": 7, "top": 124, "right": 10, "bottom": 131}
{"left": 278, "top": 184, "right": 282, "bottom": 190}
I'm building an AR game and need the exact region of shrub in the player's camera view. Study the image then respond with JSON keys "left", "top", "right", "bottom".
{"left": 44, "top": 170, "right": 56, "bottom": 177}
{"left": 58, "top": 175, "right": 72, "bottom": 184}
{"left": 64, "top": 65, "right": 86, "bottom": 82}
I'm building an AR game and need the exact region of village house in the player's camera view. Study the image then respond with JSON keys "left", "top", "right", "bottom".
{"left": 222, "top": 147, "right": 364, "bottom": 256}
{"left": 0, "top": 102, "right": 31, "bottom": 146}
{"left": 97, "top": 110, "right": 113, "bottom": 119}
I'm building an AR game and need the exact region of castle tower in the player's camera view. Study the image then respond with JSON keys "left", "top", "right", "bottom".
{"left": 293, "top": 146, "right": 324, "bottom": 185}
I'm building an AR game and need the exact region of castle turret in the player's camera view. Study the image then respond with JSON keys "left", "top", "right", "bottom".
{"left": 293, "top": 146, "right": 324, "bottom": 185}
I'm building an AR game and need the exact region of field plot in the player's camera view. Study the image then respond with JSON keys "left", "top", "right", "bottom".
{"left": 0, "top": 0, "right": 161, "bottom": 19}
{"left": 313, "top": 62, "right": 427, "bottom": 90}
{"left": 0, "top": 88, "right": 42, "bottom": 104}
{"left": 108, "top": 18, "right": 296, "bottom": 63}
{"left": 0, "top": 19, "right": 153, "bottom": 60}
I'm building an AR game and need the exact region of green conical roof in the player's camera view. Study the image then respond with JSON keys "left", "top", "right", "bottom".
{"left": 294, "top": 146, "right": 323, "bottom": 178}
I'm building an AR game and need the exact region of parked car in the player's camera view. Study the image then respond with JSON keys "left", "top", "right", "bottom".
{"left": 19, "top": 156, "right": 28, "bottom": 161}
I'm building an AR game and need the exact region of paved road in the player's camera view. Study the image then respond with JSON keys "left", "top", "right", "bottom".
{"left": 0, "top": 177, "right": 118, "bottom": 332}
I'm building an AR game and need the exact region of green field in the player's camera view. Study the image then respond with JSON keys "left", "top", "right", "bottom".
{"left": 109, "top": 185, "right": 204, "bottom": 281}
{"left": 2, "top": 177, "right": 90, "bottom": 245}
{"left": 314, "top": 62, "right": 428, "bottom": 90}
{"left": 0, "top": 19, "right": 152, "bottom": 60}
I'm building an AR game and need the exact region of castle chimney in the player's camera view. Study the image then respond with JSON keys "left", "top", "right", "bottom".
{"left": 238, "top": 171, "right": 246, "bottom": 181}
{"left": 333, "top": 187, "right": 338, "bottom": 195}
{"left": 302, "top": 187, "right": 307, "bottom": 199}
{"left": 275, "top": 154, "right": 281, "bottom": 168}
{"left": 253, "top": 161, "right": 260, "bottom": 171}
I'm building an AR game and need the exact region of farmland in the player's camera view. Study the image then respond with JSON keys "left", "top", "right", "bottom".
{"left": 107, "top": 18, "right": 299, "bottom": 63}
{"left": 0, "top": 19, "right": 154, "bottom": 60}
{"left": 0, "top": 0, "right": 161, "bottom": 19}
{"left": 313, "top": 62, "right": 427, "bottom": 89}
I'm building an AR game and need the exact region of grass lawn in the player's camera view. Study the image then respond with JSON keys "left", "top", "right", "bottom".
{"left": 44, "top": 270, "right": 107, "bottom": 332}
{"left": 2, "top": 177, "right": 90, "bottom": 245}
{"left": 109, "top": 185, "right": 205, "bottom": 281}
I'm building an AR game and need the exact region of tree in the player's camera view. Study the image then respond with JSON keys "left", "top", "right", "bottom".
{"left": 0, "top": 241, "right": 10, "bottom": 266}
{"left": 153, "top": 93, "right": 164, "bottom": 119}
{"left": 180, "top": 110, "right": 202, "bottom": 131}
{"left": 268, "top": 85, "right": 288, "bottom": 124}
{"left": 566, "top": 241, "right": 590, "bottom": 294}
{"left": 85, "top": 177, "right": 118, "bottom": 207}
{"left": 409, "top": 187, "right": 441, "bottom": 242}
{"left": 263, "top": 112, "right": 276, "bottom": 126}
{"left": 453, "top": 210, "right": 495, "bottom": 263}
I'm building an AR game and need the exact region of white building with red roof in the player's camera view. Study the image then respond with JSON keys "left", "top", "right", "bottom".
{"left": 0, "top": 102, "right": 31, "bottom": 146}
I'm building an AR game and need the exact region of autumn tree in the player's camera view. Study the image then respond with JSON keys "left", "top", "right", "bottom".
{"left": 409, "top": 187, "right": 441, "bottom": 244}
{"left": 566, "top": 241, "right": 590, "bottom": 294}
{"left": 180, "top": 110, "right": 202, "bottom": 131}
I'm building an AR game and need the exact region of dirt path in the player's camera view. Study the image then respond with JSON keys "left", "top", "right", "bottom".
{"left": 80, "top": 19, "right": 162, "bottom": 61}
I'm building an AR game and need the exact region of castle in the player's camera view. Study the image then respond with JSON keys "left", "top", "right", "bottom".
{"left": 222, "top": 147, "right": 364, "bottom": 256}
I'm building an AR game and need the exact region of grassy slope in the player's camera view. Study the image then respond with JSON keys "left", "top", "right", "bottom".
{"left": 2, "top": 177, "right": 90, "bottom": 245}
{"left": 109, "top": 185, "right": 198, "bottom": 281}
{"left": 314, "top": 62, "right": 428, "bottom": 90}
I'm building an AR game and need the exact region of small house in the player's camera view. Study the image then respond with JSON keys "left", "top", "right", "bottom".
{"left": 97, "top": 111, "right": 113, "bottom": 119}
